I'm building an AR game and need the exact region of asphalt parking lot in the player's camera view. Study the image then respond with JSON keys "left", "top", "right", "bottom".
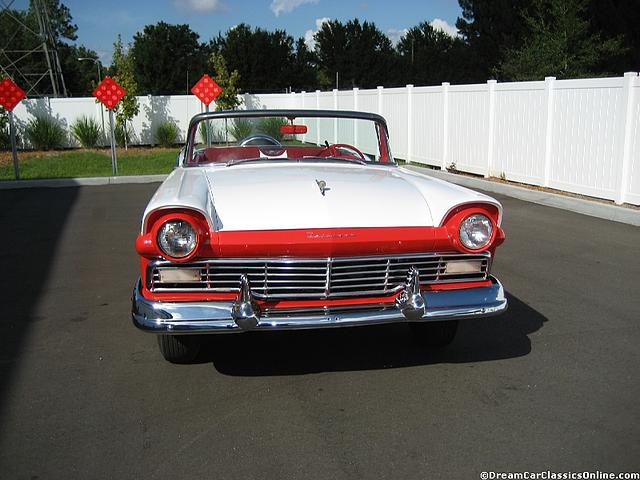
{"left": 0, "top": 183, "right": 638, "bottom": 479}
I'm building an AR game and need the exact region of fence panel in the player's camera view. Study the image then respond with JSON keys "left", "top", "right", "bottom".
{"left": 381, "top": 87, "right": 409, "bottom": 159}
{"left": 446, "top": 84, "right": 489, "bottom": 175}
{"left": 493, "top": 81, "right": 547, "bottom": 184}
{"left": 547, "top": 77, "right": 625, "bottom": 200}
{"left": 626, "top": 80, "right": 640, "bottom": 205}
{"left": 8, "top": 74, "right": 640, "bottom": 205}
{"left": 411, "top": 86, "right": 444, "bottom": 166}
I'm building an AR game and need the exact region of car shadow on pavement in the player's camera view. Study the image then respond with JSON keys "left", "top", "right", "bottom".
{"left": 204, "top": 292, "right": 546, "bottom": 376}
{"left": 0, "top": 186, "right": 79, "bottom": 422}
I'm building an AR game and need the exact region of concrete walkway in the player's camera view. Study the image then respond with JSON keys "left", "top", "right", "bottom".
{"left": 406, "top": 165, "right": 640, "bottom": 227}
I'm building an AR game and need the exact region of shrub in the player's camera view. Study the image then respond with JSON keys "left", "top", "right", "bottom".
{"left": 154, "top": 121, "right": 180, "bottom": 147}
{"left": 200, "top": 121, "right": 227, "bottom": 144}
{"left": 0, "top": 126, "right": 9, "bottom": 151}
{"left": 198, "top": 121, "right": 210, "bottom": 144}
{"left": 258, "top": 117, "right": 287, "bottom": 142}
{"left": 71, "top": 116, "right": 102, "bottom": 148}
{"left": 0, "top": 111, "right": 9, "bottom": 150}
{"left": 25, "top": 114, "right": 66, "bottom": 150}
{"left": 228, "top": 118, "right": 253, "bottom": 143}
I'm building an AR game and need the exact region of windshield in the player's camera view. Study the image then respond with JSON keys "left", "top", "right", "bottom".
{"left": 184, "top": 111, "right": 393, "bottom": 167}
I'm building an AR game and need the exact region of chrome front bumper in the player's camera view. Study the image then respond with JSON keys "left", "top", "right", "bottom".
{"left": 131, "top": 276, "right": 507, "bottom": 335}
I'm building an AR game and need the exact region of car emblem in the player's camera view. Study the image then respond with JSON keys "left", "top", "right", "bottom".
{"left": 316, "top": 179, "right": 330, "bottom": 196}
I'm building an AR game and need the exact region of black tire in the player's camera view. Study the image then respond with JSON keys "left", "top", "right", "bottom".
{"left": 157, "top": 335, "right": 201, "bottom": 364}
{"left": 409, "top": 320, "right": 459, "bottom": 348}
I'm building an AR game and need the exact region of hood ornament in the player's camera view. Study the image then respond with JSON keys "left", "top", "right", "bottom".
{"left": 316, "top": 179, "right": 330, "bottom": 196}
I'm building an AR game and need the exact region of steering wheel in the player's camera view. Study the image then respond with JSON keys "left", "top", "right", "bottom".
{"left": 323, "top": 143, "right": 367, "bottom": 161}
{"left": 240, "top": 134, "right": 282, "bottom": 147}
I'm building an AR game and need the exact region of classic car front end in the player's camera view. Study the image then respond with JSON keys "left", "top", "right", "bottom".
{"left": 132, "top": 110, "right": 507, "bottom": 363}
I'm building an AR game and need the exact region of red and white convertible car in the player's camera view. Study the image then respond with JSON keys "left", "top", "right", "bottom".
{"left": 132, "top": 110, "right": 507, "bottom": 363}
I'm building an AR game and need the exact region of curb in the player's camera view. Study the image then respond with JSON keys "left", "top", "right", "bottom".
{"left": 407, "top": 166, "right": 640, "bottom": 227}
{"left": 0, "top": 174, "right": 168, "bottom": 190}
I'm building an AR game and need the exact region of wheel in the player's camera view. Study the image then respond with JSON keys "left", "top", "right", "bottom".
{"left": 409, "top": 320, "right": 459, "bottom": 348}
{"left": 157, "top": 335, "right": 201, "bottom": 363}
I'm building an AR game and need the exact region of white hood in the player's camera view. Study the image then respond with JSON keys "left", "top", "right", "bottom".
{"left": 143, "top": 163, "right": 502, "bottom": 232}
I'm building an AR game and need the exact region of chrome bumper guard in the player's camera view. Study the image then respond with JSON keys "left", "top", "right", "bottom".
{"left": 131, "top": 272, "right": 508, "bottom": 335}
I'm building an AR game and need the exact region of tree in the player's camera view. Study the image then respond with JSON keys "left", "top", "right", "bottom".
{"left": 499, "top": 0, "right": 625, "bottom": 80}
{"left": 1, "top": 1, "right": 102, "bottom": 96}
{"left": 456, "top": 0, "right": 531, "bottom": 81}
{"left": 210, "top": 52, "right": 242, "bottom": 111}
{"left": 315, "top": 19, "right": 398, "bottom": 89}
{"left": 589, "top": 0, "right": 640, "bottom": 73}
{"left": 291, "top": 38, "right": 318, "bottom": 91}
{"left": 33, "top": 0, "right": 77, "bottom": 41}
{"left": 111, "top": 35, "right": 139, "bottom": 149}
{"left": 396, "top": 22, "right": 469, "bottom": 85}
{"left": 58, "top": 44, "right": 103, "bottom": 96}
{"left": 131, "top": 22, "right": 209, "bottom": 95}
{"left": 212, "top": 24, "right": 307, "bottom": 93}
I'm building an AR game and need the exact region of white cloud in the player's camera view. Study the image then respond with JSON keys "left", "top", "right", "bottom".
{"left": 304, "top": 17, "right": 330, "bottom": 50}
{"left": 386, "top": 28, "right": 408, "bottom": 47}
{"left": 270, "top": 0, "right": 319, "bottom": 17}
{"left": 174, "top": 0, "right": 227, "bottom": 13}
{"left": 429, "top": 18, "right": 459, "bottom": 37}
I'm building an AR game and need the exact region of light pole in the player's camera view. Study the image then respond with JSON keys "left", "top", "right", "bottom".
{"left": 78, "top": 57, "right": 106, "bottom": 146}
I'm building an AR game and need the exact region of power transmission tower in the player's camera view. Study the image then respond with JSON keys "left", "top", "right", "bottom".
{"left": 0, "top": 0, "right": 68, "bottom": 97}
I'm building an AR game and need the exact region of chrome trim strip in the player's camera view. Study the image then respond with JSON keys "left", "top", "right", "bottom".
{"left": 131, "top": 275, "right": 507, "bottom": 335}
{"left": 146, "top": 251, "right": 492, "bottom": 298}
{"left": 152, "top": 251, "right": 490, "bottom": 265}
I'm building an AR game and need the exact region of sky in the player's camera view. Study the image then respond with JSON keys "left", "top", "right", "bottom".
{"left": 12, "top": 0, "right": 463, "bottom": 65}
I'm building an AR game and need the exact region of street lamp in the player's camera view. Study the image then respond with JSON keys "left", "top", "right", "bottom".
{"left": 78, "top": 57, "right": 105, "bottom": 145}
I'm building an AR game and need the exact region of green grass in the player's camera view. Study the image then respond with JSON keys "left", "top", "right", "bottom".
{"left": 0, "top": 148, "right": 179, "bottom": 180}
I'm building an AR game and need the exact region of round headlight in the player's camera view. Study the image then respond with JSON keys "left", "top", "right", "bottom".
{"left": 157, "top": 220, "right": 197, "bottom": 258}
{"left": 459, "top": 214, "right": 493, "bottom": 250}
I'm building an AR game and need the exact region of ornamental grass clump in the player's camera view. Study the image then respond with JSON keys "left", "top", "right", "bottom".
{"left": 71, "top": 116, "right": 102, "bottom": 148}
{"left": 25, "top": 114, "right": 66, "bottom": 150}
{"left": 258, "top": 117, "right": 287, "bottom": 142}
{"left": 229, "top": 118, "right": 253, "bottom": 142}
{"left": 154, "top": 121, "right": 180, "bottom": 147}
{"left": 115, "top": 120, "right": 133, "bottom": 148}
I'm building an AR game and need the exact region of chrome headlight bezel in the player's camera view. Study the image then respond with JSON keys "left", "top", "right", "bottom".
{"left": 157, "top": 219, "right": 197, "bottom": 259}
{"left": 459, "top": 213, "right": 493, "bottom": 250}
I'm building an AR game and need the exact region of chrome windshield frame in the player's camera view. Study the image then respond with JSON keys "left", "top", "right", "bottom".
{"left": 182, "top": 109, "right": 394, "bottom": 168}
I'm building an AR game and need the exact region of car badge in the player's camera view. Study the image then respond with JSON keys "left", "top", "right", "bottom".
{"left": 316, "top": 179, "right": 330, "bottom": 196}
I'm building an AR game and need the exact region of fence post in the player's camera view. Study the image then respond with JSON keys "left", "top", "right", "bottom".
{"left": 301, "top": 91, "right": 307, "bottom": 142}
{"left": 441, "top": 82, "right": 450, "bottom": 170}
{"left": 353, "top": 87, "right": 359, "bottom": 146}
{"left": 406, "top": 84, "right": 414, "bottom": 164}
{"left": 377, "top": 86, "right": 383, "bottom": 115}
{"left": 316, "top": 90, "right": 321, "bottom": 145}
{"left": 543, "top": 76, "right": 556, "bottom": 187}
{"left": 333, "top": 89, "right": 338, "bottom": 143}
{"left": 486, "top": 79, "right": 497, "bottom": 178}
{"left": 616, "top": 72, "right": 638, "bottom": 205}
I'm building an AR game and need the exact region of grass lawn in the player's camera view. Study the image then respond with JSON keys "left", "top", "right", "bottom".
{"left": 0, "top": 147, "right": 179, "bottom": 181}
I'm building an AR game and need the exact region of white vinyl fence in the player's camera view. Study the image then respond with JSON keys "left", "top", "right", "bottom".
{"left": 10, "top": 72, "right": 640, "bottom": 205}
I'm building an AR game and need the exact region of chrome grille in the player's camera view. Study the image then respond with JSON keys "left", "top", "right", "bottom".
{"left": 148, "top": 252, "right": 491, "bottom": 300}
